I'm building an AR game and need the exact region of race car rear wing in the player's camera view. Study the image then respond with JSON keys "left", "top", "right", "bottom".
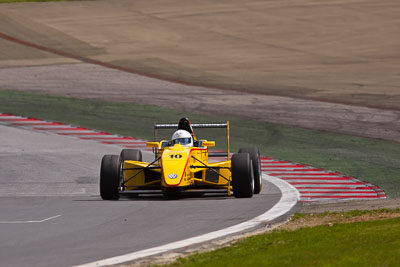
{"left": 154, "top": 123, "right": 228, "bottom": 129}
{"left": 153, "top": 122, "right": 230, "bottom": 159}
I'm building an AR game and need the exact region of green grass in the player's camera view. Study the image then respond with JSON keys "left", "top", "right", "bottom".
{"left": 290, "top": 208, "right": 400, "bottom": 221}
{"left": 1, "top": 89, "right": 400, "bottom": 197}
{"left": 164, "top": 216, "right": 400, "bottom": 267}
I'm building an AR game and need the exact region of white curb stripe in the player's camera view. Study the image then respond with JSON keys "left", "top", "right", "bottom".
{"left": 73, "top": 174, "right": 299, "bottom": 267}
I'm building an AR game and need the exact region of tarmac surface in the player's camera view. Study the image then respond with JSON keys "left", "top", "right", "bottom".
{"left": 0, "top": 123, "right": 284, "bottom": 267}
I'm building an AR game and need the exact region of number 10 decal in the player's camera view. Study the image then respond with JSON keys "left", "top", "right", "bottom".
{"left": 170, "top": 154, "right": 183, "bottom": 159}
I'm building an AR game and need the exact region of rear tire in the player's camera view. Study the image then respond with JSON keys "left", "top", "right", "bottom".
{"left": 119, "top": 149, "right": 143, "bottom": 191}
{"left": 239, "top": 147, "right": 262, "bottom": 194}
{"left": 120, "top": 149, "right": 142, "bottom": 162}
{"left": 231, "top": 153, "right": 254, "bottom": 198}
{"left": 100, "top": 155, "right": 121, "bottom": 200}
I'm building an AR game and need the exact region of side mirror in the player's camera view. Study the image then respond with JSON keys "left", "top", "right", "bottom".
{"left": 202, "top": 141, "right": 215, "bottom": 147}
{"left": 146, "top": 142, "right": 159, "bottom": 148}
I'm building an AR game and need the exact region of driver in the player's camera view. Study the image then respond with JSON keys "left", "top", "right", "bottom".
{"left": 171, "top": 129, "right": 193, "bottom": 147}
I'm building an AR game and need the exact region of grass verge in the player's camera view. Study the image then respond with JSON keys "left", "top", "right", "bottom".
{"left": 1, "top": 89, "right": 400, "bottom": 197}
{"left": 160, "top": 210, "right": 400, "bottom": 267}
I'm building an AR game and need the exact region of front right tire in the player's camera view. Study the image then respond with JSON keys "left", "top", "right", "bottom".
{"left": 239, "top": 147, "right": 262, "bottom": 194}
{"left": 231, "top": 153, "right": 254, "bottom": 198}
{"left": 100, "top": 154, "right": 121, "bottom": 200}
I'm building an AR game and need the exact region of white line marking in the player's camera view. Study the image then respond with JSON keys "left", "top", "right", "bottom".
{"left": 0, "top": 215, "right": 62, "bottom": 224}
{"left": 73, "top": 175, "right": 299, "bottom": 267}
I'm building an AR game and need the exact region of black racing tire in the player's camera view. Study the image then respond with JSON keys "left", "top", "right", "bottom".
{"left": 100, "top": 155, "right": 121, "bottom": 200}
{"left": 239, "top": 147, "right": 262, "bottom": 194}
{"left": 231, "top": 153, "right": 254, "bottom": 198}
{"left": 119, "top": 149, "right": 142, "bottom": 192}
{"left": 120, "top": 149, "right": 142, "bottom": 162}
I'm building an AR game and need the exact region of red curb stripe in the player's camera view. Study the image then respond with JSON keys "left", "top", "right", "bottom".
{"left": 79, "top": 137, "right": 137, "bottom": 140}
{"left": 0, "top": 114, "right": 12, "bottom": 116}
{"left": 299, "top": 191, "right": 377, "bottom": 194}
{"left": 260, "top": 160, "right": 290, "bottom": 163}
{"left": 261, "top": 165, "right": 306, "bottom": 168}
{"left": 268, "top": 173, "right": 341, "bottom": 176}
{"left": 303, "top": 195, "right": 380, "bottom": 199}
{"left": 295, "top": 186, "right": 373, "bottom": 190}
{"left": 99, "top": 140, "right": 146, "bottom": 143}
{"left": 34, "top": 127, "right": 90, "bottom": 131}
{"left": 262, "top": 168, "right": 324, "bottom": 172}
{"left": 100, "top": 141, "right": 147, "bottom": 145}
{"left": 57, "top": 132, "right": 112, "bottom": 136}
{"left": 0, "top": 118, "right": 41, "bottom": 121}
{"left": 280, "top": 177, "right": 349, "bottom": 180}
{"left": 11, "top": 122, "right": 65, "bottom": 126}
{"left": 290, "top": 182, "right": 363, "bottom": 185}
{"left": 261, "top": 170, "right": 304, "bottom": 174}
{"left": 123, "top": 146, "right": 153, "bottom": 151}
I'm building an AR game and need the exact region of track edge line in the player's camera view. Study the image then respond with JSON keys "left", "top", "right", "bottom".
{"left": 72, "top": 174, "right": 299, "bottom": 267}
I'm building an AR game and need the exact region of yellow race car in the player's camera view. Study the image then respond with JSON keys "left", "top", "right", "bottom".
{"left": 100, "top": 118, "right": 262, "bottom": 199}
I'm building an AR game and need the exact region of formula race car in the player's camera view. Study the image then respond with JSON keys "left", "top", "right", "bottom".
{"left": 100, "top": 118, "right": 262, "bottom": 199}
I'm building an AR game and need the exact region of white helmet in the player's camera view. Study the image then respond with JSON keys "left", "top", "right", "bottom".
{"left": 171, "top": 130, "right": 193, "bottom": 147}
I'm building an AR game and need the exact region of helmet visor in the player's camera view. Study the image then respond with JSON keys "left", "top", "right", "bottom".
{"left": 172, "top": 137, "right": 192, "bottom": 145}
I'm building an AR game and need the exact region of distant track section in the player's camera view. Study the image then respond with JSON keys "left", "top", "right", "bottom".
{"left": 0, "top": 113, "right": 386, "bottom": 202}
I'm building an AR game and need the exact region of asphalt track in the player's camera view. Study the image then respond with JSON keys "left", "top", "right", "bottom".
{"left": 0, "top": 122, "right": 295, "bottom": 267}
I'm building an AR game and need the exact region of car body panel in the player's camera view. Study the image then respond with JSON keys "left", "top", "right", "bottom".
{"left": 121, "top": 142, "right": 232, "bottom": 193}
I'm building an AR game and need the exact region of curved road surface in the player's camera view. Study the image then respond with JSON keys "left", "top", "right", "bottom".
{"left": 0, "top": 123, "right": 291, "bottom": 267}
